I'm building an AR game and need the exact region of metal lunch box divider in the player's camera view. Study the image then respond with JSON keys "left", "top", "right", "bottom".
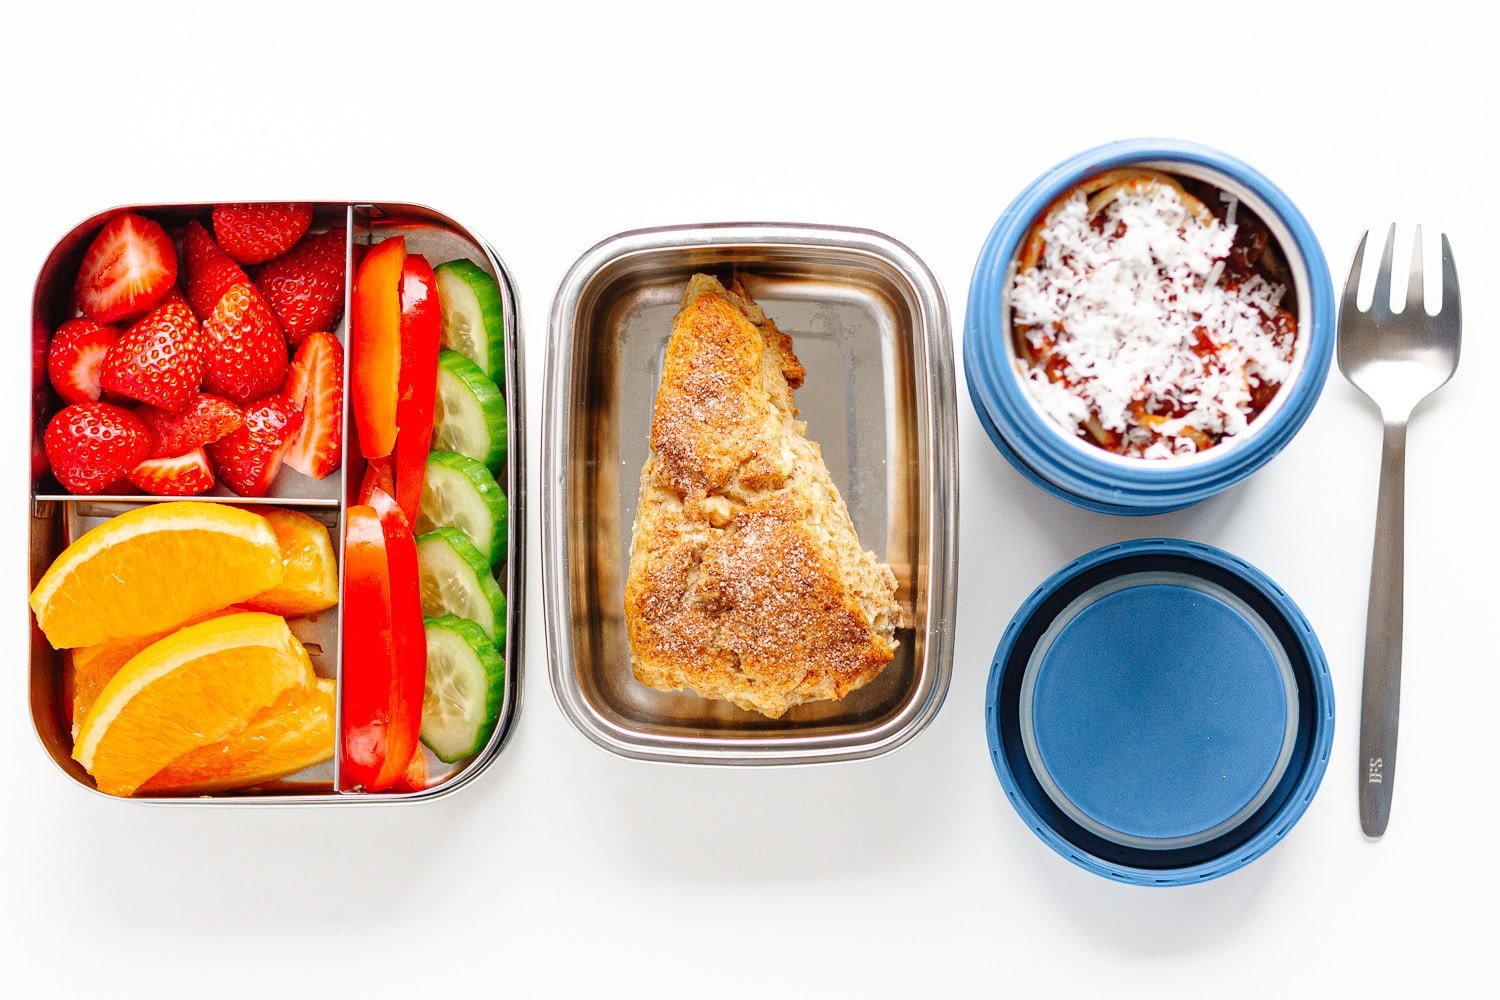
{"left": 543, "top": 223, "right": 958, "bottom": 765}
{"left": 964, "top": 139, "right": 1336, "bottom": 515}
{"left": 986, "top": 538, "right": 1334, "bottom": 885}
{"left": 28, "top": 202, "right": 525, "bottom": 803}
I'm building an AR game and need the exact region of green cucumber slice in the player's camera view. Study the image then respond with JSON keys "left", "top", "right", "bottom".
{"left": 416, "top": 527, "right": 507, "bottom": 645}
{"left": 433, "top": 349, "right": 506, "bottom": 472}
{"left": 434, "top": 259, "right": 506, "bottom": 385}
{"left": 416, "top": 451, "right": 508, "bottom": 565}
{"left": 420, "top": 615, "right": 505, "bottom": 763}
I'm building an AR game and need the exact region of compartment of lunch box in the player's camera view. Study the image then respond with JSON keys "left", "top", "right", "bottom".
{"left": 29, "top": 497, "right": 342, "bottom": 799}
{"left": 338, "top": 205, "right": 525, "bottom": 797}
{"left": 31, "top": 203, "right": 351, "bottom": 506}
{"left": 546, "top": 225, "right": 957, "bottom": 764}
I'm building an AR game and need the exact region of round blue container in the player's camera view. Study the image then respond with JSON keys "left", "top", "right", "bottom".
{"left": 964, "top": 139, "right": 1335, "bottom": 514}
{"left": 985, "top": 539, "right": 1333, "bottom": 885}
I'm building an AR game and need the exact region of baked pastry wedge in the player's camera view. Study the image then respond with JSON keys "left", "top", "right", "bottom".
{"left": 624, "top": 274, "right": 900, "bottom": 719}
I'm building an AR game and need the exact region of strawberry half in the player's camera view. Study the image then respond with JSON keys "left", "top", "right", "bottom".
{"left": 73, "top": 213, "right": 178, "bottom": 324}
{"left": 136, "top": 393, "right": 243, "bottom": 457}
{"left": 99, "top": 298, "right": 206, "bottom": 411}
{"left": 251, "top": 229, "right": 346, "bottom": 344}
{"left": 47, "top": 318, "right": 119, "bottom": 403}
{"left": 207, "top": 393, "right": 304, "bottom": 497}
{"left": 127, "top": 448, "right": 215, "bottom": 496}
{"left": 202, "top": 282, "right": 289, "bottom": 403}
{"left": 182, "top": 220, "right": 250, "bottom": 321}
{"left": 43, "top": 402, "right": 151, "bottom": 494}
{"left": 213, "top": 203, "right": 313, "bottom": 265}
{"left": 281, "top": 332, "right": 343, "bottom": 480}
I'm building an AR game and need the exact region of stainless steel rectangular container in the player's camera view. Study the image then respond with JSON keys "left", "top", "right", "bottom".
{"left": 544, "top": 223, "right": 957, "bottom": 764}
{"left": 28, "top": 202, "right": 525, "bottom": 802}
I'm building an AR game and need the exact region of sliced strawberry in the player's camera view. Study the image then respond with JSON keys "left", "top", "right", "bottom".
{"left": 202, "top": 282, "right": 289, "bottom": 403}
{"left": 99, "top": 299, "right": 206, "bottom": 411}
{"left": 182, "top": 220, "right": 250, "bottom": 321}
{"left": 281, "top": 332, "right": 343, "bottom": 480}
{"left": 251, "top": 229, "right": 346, "bottom": 344}
{"left": 207, "top": 393, "right": 304, "bottom": 497}
{"left": 47, "top": 318, "right": 119, "bottom": 403}
{"left": 73, "top": 213, "right": 178, "bottom": 323}
{"left": 213, "top": 203, "right": 313, "bottom": 265}
{"left": 127, "top": 448, "right": 215, "bottom": 496}
{"left": 43, "top": 402, "right": 151, "bottom": 494}
{"left": 136, "top": 393, "right": 243, "bottom": 457}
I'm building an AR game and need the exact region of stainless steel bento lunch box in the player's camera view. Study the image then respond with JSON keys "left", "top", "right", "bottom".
{"left": 28, "top": 202, "right": 525, "bottom": 802}
{"left": 544, "top": 223, "right": 957, "bottom": 765}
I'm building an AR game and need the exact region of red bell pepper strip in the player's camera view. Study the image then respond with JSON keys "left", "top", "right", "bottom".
{"left": 339, "top": 504, "right": 393, "bottom": 791}
{"left": 339, "top": 489, "right": 426, "bottom": 792}
{"left": 350, "top": 237, "right": 405, "bottom": 459}
{"left": 367, "top": 486, "right": 426, "bottom": 790}
{"left": 393, "top": 254, "right": 441, "bottom": 521}
{"left": 391, "top": 745, "right": 426, "bottom": 793}
{"left": 358, "top": 455, "right": 394, "bottom": 505}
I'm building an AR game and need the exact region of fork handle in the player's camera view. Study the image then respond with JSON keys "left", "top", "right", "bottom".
{"left": 1359, "top": 419, "right": 1407, "bottom": 838}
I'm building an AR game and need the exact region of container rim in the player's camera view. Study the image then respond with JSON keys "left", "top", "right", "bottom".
{"left": 963, "top": 138, "right": 1335, "bottom": 512}
{"left": 543, "top": 221, "right": 958, "bottom": 765}
{"left": 984, "top": 538, "right": 1334, "bottom": 885}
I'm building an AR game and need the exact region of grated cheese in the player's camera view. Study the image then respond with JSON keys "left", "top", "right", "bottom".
{"left": 1011, "top": 183, "right": 1293, "bottom": 458}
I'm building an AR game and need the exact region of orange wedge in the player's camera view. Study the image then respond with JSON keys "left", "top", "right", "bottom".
{"left": 139, "top": 678, "right": 335, "bottom": 795}
{"left": 242, "top": 508, "right": 339, "bottom": 617}
{"left": 30, "top": 501, "right": 283, "bottom": 649}
{"left": 68, "top": 607, "right": 244, "bottom": 738}
{"left": 73, "top": 612, "right": 313, "bottom": 797}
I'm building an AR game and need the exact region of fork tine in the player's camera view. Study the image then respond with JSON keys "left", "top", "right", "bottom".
{"left": 1370, "top": 224, "right": 1398, "bottom": 313}
{"left": 1440, "top": 233, "right": 1461, "bottom": 322}
{"left": 1405, "top": 225, "right": 1425, "bottom": 314}
{"left": 1342, "top": 230, "right": 1369, "bottom": 318}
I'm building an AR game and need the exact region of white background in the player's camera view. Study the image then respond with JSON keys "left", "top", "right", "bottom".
{"left": 2, "top": 1, "right": 1495, "bottom": 996}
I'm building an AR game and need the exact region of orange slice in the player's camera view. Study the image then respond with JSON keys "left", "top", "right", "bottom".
{"left": 67, "top": 607, "right": 244, "bottom": 738}
{"left": 72, "top": 612, "right": 313, "bottom": 797}
{"left": 139, "top": 678, "right": 334, "bottom": 795}
{"left": 30, "top": 501, "right": 283, "bottom": 649}
{"left": 242, "top": 508, "right": 339, "bottom": 617}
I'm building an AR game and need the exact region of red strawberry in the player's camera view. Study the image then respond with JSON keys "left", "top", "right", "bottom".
{"left": 32, "top": 430, "right": 50, "bottom": 482}
{"left": 251, "top": 229, "right": 346, "bottom": 344}
{"left": 127, "top": 448, "right": 215, "bottom": 496}
{"left": 281, "top": 332, "right": 344, "bottom": 479}
{"left": 43, "top": 402, "right": 151, "bottom": 494}
{"left": 136, "top": 393, "right": 243, "bottom": 457}
{"left": 213, "top": 203, "right": 313, "bottom": 264}
{"left": 99, "top": 299, "right": 206, "bottom": 411}
{"left": 202, "top": 282, "right": 289, "bottom": 403}
{"left": 182, "top": 220, "right": 250, "bottom": 321}
{"left": 47, "top": 318, "right": 119, "bottom": 403}
{"left": 73, "top": 213, "right": 178, "bottom": 323}
{"left": 207, "top": 394, "right": 304, "bottom": 497}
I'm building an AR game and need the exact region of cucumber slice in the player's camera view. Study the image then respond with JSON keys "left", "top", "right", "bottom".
{"left": 416, "top": 451, "right": 508, "bottom": 565}
{"left": 434, "top": 259, "right": 506, "bottom": 385}
{"left": 433, "top": 349, "right": 506, "bottom": 472}
{"left": 420, "top": 615, "right": 505, "bottom": 763}
{"left": 416, "top": 527, "right": 507, "bottom": 645}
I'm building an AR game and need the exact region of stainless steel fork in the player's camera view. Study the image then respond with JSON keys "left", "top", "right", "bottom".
{"left": 1337, "top": 225, "right": 1462, "bottom": 838}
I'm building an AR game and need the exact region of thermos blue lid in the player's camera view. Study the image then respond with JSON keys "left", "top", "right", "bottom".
{"left": 986, "top": 539, "right": 1333, "bottom": 885}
